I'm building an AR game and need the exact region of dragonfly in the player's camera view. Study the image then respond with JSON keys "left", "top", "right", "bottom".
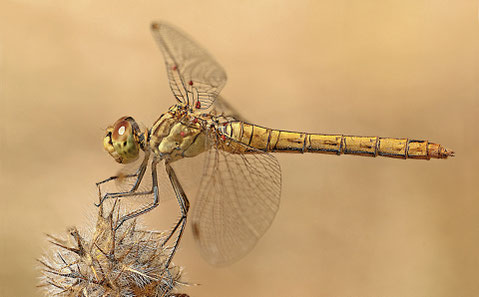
{"left": 97, "top": 22, "right": 454, "bottom": 267}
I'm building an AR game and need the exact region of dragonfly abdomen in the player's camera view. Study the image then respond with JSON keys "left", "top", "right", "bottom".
{"left": 224, "top": 122, "right": 453, "bottom": 159}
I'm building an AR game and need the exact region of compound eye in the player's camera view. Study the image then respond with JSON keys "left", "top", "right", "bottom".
{"left": 112, "top": 119, "right": 132, "bottom": 142}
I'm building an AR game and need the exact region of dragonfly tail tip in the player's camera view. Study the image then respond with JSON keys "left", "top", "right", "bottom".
{"left": 446, "top": 149, "right": 455, "bottom": 158}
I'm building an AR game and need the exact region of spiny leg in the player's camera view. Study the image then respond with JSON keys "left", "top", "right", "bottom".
{"left": 163, "top": 162, "right": 190, "bottom": 269}
{"left": 96, "top": 152, "right": 150, "bottom": 187}
{"left": 114, "top": 159, "right": 160, "bottom": 230}
{"left": 95, "top": 153, "right": 150, "bottom": 207}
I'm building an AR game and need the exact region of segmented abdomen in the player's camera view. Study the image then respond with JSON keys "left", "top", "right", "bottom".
{"left": 221, "top": 121, "right": 453, "bottom": 159}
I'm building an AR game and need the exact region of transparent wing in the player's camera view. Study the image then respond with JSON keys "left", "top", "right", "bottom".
{"left": 151, "top": 22, "right": 227, "bottom": 110}
{"left": 209, "top": 95, "right": 247, "bottom": 122}
{"left": 191, "top": 138, "right": 282, "bottom": 265}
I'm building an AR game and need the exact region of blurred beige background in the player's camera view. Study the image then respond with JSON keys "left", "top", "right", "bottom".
{"left": 1, "top": 0, "right": 478, "bottom": 296}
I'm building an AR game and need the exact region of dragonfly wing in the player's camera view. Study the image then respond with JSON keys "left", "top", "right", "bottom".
{"left": 191, "top": 139, "right": 282, "bottom": 265}
{"left": 210, "top": 95, "right": 247, "bottom": 122}
{"left": 151, "top": 22, "right": 227, "bottom": 110}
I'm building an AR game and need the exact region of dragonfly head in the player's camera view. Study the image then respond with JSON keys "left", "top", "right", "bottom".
{"left": 103, "top": 116, "right": 146, "bottom": 164}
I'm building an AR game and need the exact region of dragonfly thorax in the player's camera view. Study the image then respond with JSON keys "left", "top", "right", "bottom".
{"left": 103, "top": 116, "right": 147, "bottom": 164}
{"left": 150, "top": 106, "right": 207, "bottom": 162}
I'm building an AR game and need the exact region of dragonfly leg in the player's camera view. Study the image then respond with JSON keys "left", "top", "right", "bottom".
{"left": 162, "top": 162, "right": 190, "bottom": 268}
{"left": 115, "top": 159, "right": 160, "bottom": 230}
{"left": 95, "top": 153, "right": 150, "bottom": 207}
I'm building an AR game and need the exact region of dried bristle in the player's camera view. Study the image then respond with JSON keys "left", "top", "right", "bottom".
{"left": 38, "top": 200, "right": 189, "bottom": 297}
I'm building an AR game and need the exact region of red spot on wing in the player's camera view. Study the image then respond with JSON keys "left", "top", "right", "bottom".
{"left": 193, "top": 118, "right": 198, "bottom": 124}
{"left": 221, "top": 135, "right": 226, "bottom": 141}
{"left": 180, "top": 131, "right": 185, "bottom": 137}
{"left": 223, "top": 122, "right": 227, "bottom": 126}
{"left": 172, "top": 65, "right": 177, "bottom": 71}
{"left": 188, "top": 80, "right": 193, "bottom": 86}
{"left": 195, "top": 101, "right": 201, "bottom": 109}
